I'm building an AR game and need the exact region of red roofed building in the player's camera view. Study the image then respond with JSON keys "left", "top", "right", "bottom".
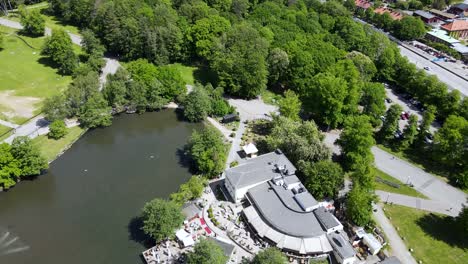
{"left": 374, "top": 7, "right": 404, "bottom": 20}
{"left": 355, "top": 0, "right": 372, "bottom": 10}
{"left": 441, "top": 20, "right": 468, "bottom": 39}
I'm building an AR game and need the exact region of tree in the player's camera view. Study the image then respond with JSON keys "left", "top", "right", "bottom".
{"left": 299, "top": 160, "right": 344, "bottom": 199}
{"left": 170, "top": 176, "right": 207, "bottom": 206}
{"left": 187, "top": 126, "right": 227, "bottom": 178}
{"left": 267, "top": 48, "right": 289, "bottom": 84}
{"left": 456, "top": 205, "right": 468, "bottom": 236}
{"left": 41, "top": 29, "right": 77, "bottom": 74}
{"left": 278, "top": 90, "right": 301, "bottom": 121}
{"left": 346, "top": 51, "right": 377, "bottom": 82}
{"left": 0, "top": 143, "right": 21, "bottom": 189}
{"left": 417, "top": 105, "right": 436, "bottom": 144}
{"left": 211, "top": 23, "right": 269, "bottom": 98}
{"left": 393, "top": 16, "right": 427, "bottom": 41}
{"left": 187, "top": 239, "right": 228, "bottom": 264}
{"left": 399, "top": 114, "right": 419, "bottom": 150}
{"left": 265, "top": 116, "right": 331, "bottom": 165}
{"left": 433, "top": 115, "right": 467, "bottom": 176}
{"left": 48, "top": 120, "right": 68, "bottom": 140}
{"left": 11, "top": 136, "right": 48, "bottom": 176}
{"left": 81, "top": 28, "right": 105, "bottom": 56}
{"left": 103, "top": 68, "right": 130, "bottom": 112}
{"left": 19, "top": 7, "right": 45, "bottom": 36}
{"left": 305, "top": 73, "right": 348, "bottom": 128}
{"left": 78, "top": 93, "right": 112, "bottom": 128}
{"left": 336, "top": 115, "right": 375, "bottom": 171}
{"left": 361, "top": 82, "right": 386, "bottom": 126}
{"left": 42, "top": 94, "right": 69, "bottom": 121}
{"left": 183, "top": 86, "right": 212, "bottom": 122}
{"left": 191, "top": 15, "right": 231, "bottom": 59}
{"left": 251, "top": 247, "right": 287, "bottom": 264}
{"left": 379, "top": 104, "right": 404, "bottom": 142}
{"left": 346, "top": 184, "right": 374, "bottom": 226}
{"left": 141, "top": 198, "right": 184, "bottom": 242}
{"left": 66, "top": 71, "right": 100, "bottom": 115}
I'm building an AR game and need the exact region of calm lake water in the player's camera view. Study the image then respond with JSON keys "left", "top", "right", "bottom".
{"left": 0, "top": 110, "right": 202, "bottom": 264}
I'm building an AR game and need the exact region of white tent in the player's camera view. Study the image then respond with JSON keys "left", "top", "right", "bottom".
{"left": 363, "top": 233, "right": 382, "bottom": 255}
{"left": 175, "top": 229, "right": 195, "bottom": 247}
{"left": 242, "top": 143, "right": 258, "bottom": 157}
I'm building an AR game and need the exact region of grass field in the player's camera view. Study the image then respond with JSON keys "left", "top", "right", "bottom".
{"left": 375, "top": 169, "right": 427, "bottom": 198}
{"left": 166, "top": 63, "right": 197, "bottom": 86}
{"left": 0, "top": 25, "right": 73, "bottom": 123}
{"left": 5, "top": 2, "right": 81, "bottom": 35}
{"left": 32, "top": 126, "right": 86, "bottom": 162}
{"left": 0, "top": 124, "right": 12, "bottom": 136}
{"left": 384, "top": 204, "right": 467, "bottom": 264}
{"left": 261, "top": 90, "right": 282, "bottom": 105}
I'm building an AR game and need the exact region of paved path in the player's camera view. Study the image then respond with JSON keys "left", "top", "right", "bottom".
{"left": 373, "top": 204, "right": 418, "bottom": 264}
{"left": 0, "top": 119, "right": 18, "bottom": 128}
{"left": 376, "top": 190, "right": 455, "bottom": 216}
{"left": 372, "top": 147, "right": 467, "bottom": 215}
{"left": 0, "top": 18, "right": 120, "bottom": 144}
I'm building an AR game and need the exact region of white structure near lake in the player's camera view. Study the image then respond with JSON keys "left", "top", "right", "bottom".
{"left": 223, "top": 150, "right": 356, "bottom": 264}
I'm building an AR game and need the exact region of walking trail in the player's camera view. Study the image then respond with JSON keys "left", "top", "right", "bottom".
{"left": 0, "top": 18, "right": 121, "bottom": 144}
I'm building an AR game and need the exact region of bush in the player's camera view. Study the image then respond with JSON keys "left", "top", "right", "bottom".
{"left": 230, "top": 161, "right": 239, "bottom": 167}
{"left": 48, "top": 120, "right": 68, "bottom": 139}
{"left": 230, "top": 132, "right": 236, "bottom": 137}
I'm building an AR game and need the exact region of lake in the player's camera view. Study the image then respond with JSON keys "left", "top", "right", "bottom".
{"left": 0, "top": 110, "right": 202, "bottom": 264}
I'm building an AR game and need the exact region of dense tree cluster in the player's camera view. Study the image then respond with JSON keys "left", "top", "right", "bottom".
{"left": 186, "top": 238, "right": 228, "bottom": 264}
{"left": 187, "top": 126, "right": 227, "bottom": 178}
{"left": 251, "top": 247, "right": 287, "bottom": 264}
{"left": 170, "top": 176, "right": 207, "bottom": 206}
{"left": 141, "top": 198, "right": 184, "bottom": 242}
{"left": 182, "top": 84, "right": 233, "bottom": 122}
{"left": 0, "top": 137, "right": 48, "bottom": 190}
{"left": 41, "top": 29, "right": 78, "bottom": 75}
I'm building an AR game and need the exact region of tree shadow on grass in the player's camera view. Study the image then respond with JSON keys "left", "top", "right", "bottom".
{"left": 127, "top": 216, "right": 155, "bottom": 248}
{"left": 37, "top": 56, "right": 60, "bottom": 72}
{"left": 416, "top": 213, "right": 467, "bottom": 249}
{"left": 193, "top": 66, "right": 217, "bottom": 86}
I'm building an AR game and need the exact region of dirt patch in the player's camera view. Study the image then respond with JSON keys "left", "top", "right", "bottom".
{"left": 0, "top": 90, "right": 40, "bottom": 119}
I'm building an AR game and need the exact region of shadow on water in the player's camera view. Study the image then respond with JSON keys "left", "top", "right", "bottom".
{"left": 175, "top": 148, "right": 196, "bottom": 175}
{"left": 416, "top": 213, "right": 467, "bottom": 248}
{"left": 127, "top": 217, "right": 154, "bottom": 249}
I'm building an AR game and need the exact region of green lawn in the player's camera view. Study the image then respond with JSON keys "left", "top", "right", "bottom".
{"left": 6, "top": 2, "right": 81, "bottom": 35}
{"left": 384, "top": 204, "right": 467, "bottom": 264}
{"left": 166, "top": 63, "right": 197, "bottom": 85}
{"left": 32, "top": 126, "right": 86, "bottom": 162}
{"left": 375, "top": 168, "right": 427, "bottom": 198}
{"left": 260, "top": 90, "right": 282, "bottom": 106}
{"left": 0, "top": 124, "right": 12, "bottom": 136}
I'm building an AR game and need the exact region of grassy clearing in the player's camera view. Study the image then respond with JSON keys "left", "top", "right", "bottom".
{"left": 260, "top": 90, "right": 282, "bottom": 106}
{"left": 0, "top": 25, "right": 72, "bottom": 98}
{"left": 375, "top": 168, "right": 427, "bottom": 198}
{"left": 166, "top": 63, "right": 197, "bottom": 86}
{"left": 32, "top": 126, "right": 85, "bottom": 162}
{"left": 6, "top": 2, "right": 81, "bottom": 35}
{"left": 0, "top": 124, "right": 12, "bottom": 136}
{"left": 384, "top": 204, "right": 467, "bottom": 264}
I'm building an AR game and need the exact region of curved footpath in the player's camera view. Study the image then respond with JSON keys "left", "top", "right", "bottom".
{"left": 0, "top": 17, "right": 121, "bottom": 144}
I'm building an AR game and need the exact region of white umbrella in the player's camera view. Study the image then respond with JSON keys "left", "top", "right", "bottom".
{"left": 156, "top": 254, "right": 160, "bottom": 264}
{"left": 167, "top": 248, "right": 172, "bottom": 259}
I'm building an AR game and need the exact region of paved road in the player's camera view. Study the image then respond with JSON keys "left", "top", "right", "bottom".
{"left": 372, "top": 147, "right": 467, "bottom": 215}
{"left": 373, "top": 204, "right": 418, "bottom": 264}
{"left": 0, "top": 119, "right": 18, "bottom": 128}
{"left": 398, "top": 46, "right": 468, "bottom": 96}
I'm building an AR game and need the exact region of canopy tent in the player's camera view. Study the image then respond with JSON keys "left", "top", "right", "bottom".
{"left": 175, "top": 229, "right": 195, "bottom": 247}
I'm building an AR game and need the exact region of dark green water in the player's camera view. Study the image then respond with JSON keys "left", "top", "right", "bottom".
{"left": 0, "top": 110, "right": 202, "bottom": 264}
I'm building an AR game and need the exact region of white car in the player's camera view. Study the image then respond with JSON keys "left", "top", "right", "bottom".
{"left": 424, "top": 66, "right": 431, "bottom": 71}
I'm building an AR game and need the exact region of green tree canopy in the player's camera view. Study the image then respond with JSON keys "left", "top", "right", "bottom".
{"left": 278, "top": 90, "right": 301, "bottom": 121}
{"left": 187, "top": 126, "right": 227, "bottom": 178}
{"left": 141, "top": 198, "right": 184, "bottom": 242}
{"left": 183, "top": 86, "right": 212, "bottom": 122}
{"left": 41, "top": 29, "right": 77, "bottom": 75}
{"left": 170, "top": 176, "right": 207, "bottom": 206}
{"left": 78, "top": 93, "right": 112, "bottom": 128}
{"left": 19, "top": 7, "right": 45, "bottom": 36}
{"left": 187, "top": 239, "right": 228, "bottom": 264}
{"left": 0, "top": 143, "right": 21, "bottom": 189}
{"left": 11, "top": 136, "right": 48, "bottom": 176}
{"left": 42, "top": 94, "right": 69, "bottom": 121}
{"left": 251, "top": 247, "right": 287, "bottom": 264}
{"left": 346, "top": 184, "right": 374, "bottom": 226}
{"left": 361, "top": 82, "right": 386, "bottom": 127}
{"left": 433, "top": 115, "right": 467, "bottom": 172}
{"left": 298, "top": 160, "right": 344, "bottom": 199}
{"left": 393, "top": 16, "right": 427, "bottom": 41}
{"left": 48, "top": 120, "right": 68, "bottom": 140}
{"left": 265, "top": 116, "right": 331, "bottom": 165}
{"left": 379, "top": 104, "right": 404, "bottom": 142}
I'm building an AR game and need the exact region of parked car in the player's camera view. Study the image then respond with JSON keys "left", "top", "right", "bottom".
{"left": 385, "top": 98, "right": 392, "bottom": 103}
{"left": 424, "top": 66, "right": 431, "bottom": 71}
{"left": 401, "top": 112, "right": 408, "bottom": 120}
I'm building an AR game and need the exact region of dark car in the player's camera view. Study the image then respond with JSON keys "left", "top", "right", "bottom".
{"left": 385, "top": 98, "right": 392, "bottom": 103}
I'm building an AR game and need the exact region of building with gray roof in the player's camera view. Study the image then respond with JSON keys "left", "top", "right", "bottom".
{"left": 328, "top": 232, "right": 357, "bottom": 264}
{"left": 224, "top": 151, "right": 353, "bottom": 259}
